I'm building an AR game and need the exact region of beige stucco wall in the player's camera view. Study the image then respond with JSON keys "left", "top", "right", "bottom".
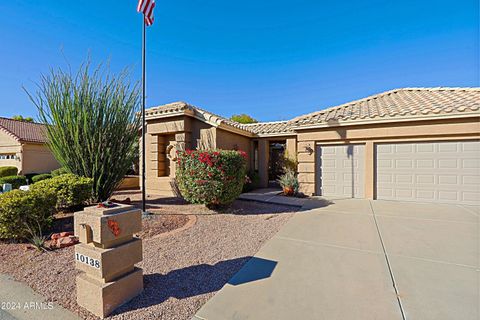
{"left": 296, "top": 117, "right": 480, "bottom": 198}
{"left": 0, "top": 131, "right": 60, "bottom": 175}
{"left": 143, "top": 115, "right": 257, "bottom": 195}
{"left": 0, "top": 131, "right": 22, "bottom": 172}
{"left": 21, "top": 143, "right": 60, "bottom": 174}
{"left": 215, "top": 128, "right": 251, "bottom": 151}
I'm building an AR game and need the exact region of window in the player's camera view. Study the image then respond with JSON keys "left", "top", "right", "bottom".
{"left": 0, "top": 154, "right": 16, "bottom": 160}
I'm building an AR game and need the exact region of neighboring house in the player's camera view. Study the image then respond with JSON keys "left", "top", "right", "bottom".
{"left": 0, "top": 117, "right": 60, "bottom": 174}
{"left": 143, "top": 87, "right": 479, "bottom": 205}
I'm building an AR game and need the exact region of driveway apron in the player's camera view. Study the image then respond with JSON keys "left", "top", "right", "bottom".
{"left": 194, "top": 199, "right": 403, "bottom": 320}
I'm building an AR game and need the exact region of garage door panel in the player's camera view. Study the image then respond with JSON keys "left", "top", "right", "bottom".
{"left": 316, "top": 144, "right": 365, "bottom": 198}
{"left": 377, "top": 174, "right": 393, "bottom": 183}
{"left": 416, "top": 190, "right": 435, "bottom": 201}
{"left": 376, "top": 141, "right": 480, "bottom": 205}
{"left": 463, "top": 158, "right": 480, "bottom": 168}
{"left": 416, "top": 159, "right": 434, "bottom": 168}
{"left": 438, "top": 159, "right": 457, "bottom": 169}
{"left": 416, "top": 174, "right": 434, "bottom": 184}
{"left": 463, "top": 175, "right": 480, "bottom": 185}
{"left": 462, "top": 142, "right": 480, "bottom": 151}
{"left": 417, "top": 144, "right": 434, "bottom": 152}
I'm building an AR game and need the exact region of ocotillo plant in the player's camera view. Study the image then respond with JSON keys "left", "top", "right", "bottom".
{"left": 26, "top": 61, "right": 141, "bottom": 202}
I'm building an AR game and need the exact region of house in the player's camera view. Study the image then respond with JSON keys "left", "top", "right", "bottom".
{"left": 0, "top": 117, "right": 60, "bottom": 174}
{"left": 143, "top": 87, "right": 480, "bottom": 205}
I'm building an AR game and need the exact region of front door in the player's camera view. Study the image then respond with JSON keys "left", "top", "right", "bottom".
{"left": 268, "top": 141, "right": 286, "bottom": 185}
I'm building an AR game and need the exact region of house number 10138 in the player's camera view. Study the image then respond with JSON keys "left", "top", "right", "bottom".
{"left": 75, "top": 253, "right": 100, "bottom": 269}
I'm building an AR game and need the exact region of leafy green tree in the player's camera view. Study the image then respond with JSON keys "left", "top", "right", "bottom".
{"left": 26, "top": 61, "right": 141, "bottom": 202}
{"left": 12, "top": 115, "right": 34, "bottom": 122}
{"left": 230, "top": 114, "right": 258, "bottom": 124}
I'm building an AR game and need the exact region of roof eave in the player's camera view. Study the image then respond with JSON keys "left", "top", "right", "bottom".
{"left": 255, "top": 132, "right": 297, "bottom": 138}
{"left": 216, "top": 122, "right": 256, "bottom": 137}
{"left": 0, "top": 126, "right": 21, "bottom": 143}
{"left": 145, "top": 108, "right": 255, "bottom": 137}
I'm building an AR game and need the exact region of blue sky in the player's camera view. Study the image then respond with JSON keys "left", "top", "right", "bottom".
{"left": 0, "top": 0, "right": 478, "bottom": 121}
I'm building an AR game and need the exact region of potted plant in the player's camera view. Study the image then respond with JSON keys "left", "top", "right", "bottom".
{"left": 278, "top": 168, "right": 299, "bottom": 196}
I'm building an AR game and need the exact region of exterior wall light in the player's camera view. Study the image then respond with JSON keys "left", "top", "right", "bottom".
{"left": 305, "top": 145, "right": 314, "bottom": 155}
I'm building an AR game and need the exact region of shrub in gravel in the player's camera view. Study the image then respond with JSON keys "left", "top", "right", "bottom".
{"left": 30, "top": 174, "right": 93, "bottom": 209}
{"left": 0, "top": 175, "right": 27, "bottom": 189}
{"left": 176, "top": 150, "right": 247, "bottom": 208}
{"left": 0, "top": 189, "right": 56, "bottom": 239}
{"left": 243, "top": 170, "right": 260, "bottom": 193}
{"left": 31, "top": 173, "right": 53, "bottom": 183}
{"left": 0, "top": 166, "right": 18, "bottom": 178}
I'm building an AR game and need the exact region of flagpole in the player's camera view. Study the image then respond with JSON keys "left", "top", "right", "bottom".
{"left": 141, "top": 18, "right": 147, "bottom": 214}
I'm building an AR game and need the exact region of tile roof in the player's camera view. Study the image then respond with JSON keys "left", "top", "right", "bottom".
{"left": 0, "top": 117, "right": 48, "bottom": 143}
{"left": 240, "top": 121, "right": 294, "bottom": 135}
{"left": 290, "top": 87, "right": 480, "bottom": 128}
{"left": 146, "top": 101, "right": 254, "bottom": 135}
{"left": 146, "top": 88, "right": 479, "bottom": 136}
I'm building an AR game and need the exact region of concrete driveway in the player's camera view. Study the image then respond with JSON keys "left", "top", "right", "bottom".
{"left": 193, "top": 199, "right": 479, "bottom": 320}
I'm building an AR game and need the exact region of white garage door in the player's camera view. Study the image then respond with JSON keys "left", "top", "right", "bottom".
{"left": 315, "top": 144, "right": 365, "bottom": 198}
{"left": 376, "top": 141, "right": 480, "bottom": 205}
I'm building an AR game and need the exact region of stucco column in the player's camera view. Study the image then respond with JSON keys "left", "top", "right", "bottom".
{"left": 297, "top": 140, "right": 315, "bottom": 195}
{"left": 258, "top": 139, "right": 269, "bottom": 188}
{"left": 364, "top": 141, "right": 375, "bottom": 199}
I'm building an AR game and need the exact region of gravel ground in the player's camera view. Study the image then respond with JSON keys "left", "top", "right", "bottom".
{"left": 0, "top": 194, "right": 296, "bottom": 320}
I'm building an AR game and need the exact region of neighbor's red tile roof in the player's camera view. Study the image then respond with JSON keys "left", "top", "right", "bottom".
{"left": 0, "top": 117, "right": 48, "bottom": 143}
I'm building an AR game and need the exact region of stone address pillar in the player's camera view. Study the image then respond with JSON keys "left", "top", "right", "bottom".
{"left": 74, "top": 203, "right": 143, "bottom": 318}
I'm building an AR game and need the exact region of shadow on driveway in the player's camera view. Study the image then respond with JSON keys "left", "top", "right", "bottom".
{"left": 113, "top": 256, "right": 277, "bottom": 315}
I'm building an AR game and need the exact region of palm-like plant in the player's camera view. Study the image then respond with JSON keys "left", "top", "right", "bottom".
{"left": 26, "top": 61, "right": 141, "bottom": 202}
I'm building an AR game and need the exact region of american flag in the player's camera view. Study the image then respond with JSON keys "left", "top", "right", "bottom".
{"left": 137, "top": 0, "right": 156, "bottom": 26}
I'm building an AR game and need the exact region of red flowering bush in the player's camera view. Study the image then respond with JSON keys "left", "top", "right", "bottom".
{"left": 176, "top": 150, "right": 248, "bottom": 207}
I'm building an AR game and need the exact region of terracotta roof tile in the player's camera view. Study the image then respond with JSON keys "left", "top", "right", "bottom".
{"left": 290, "top": 88, "right": 480, "bottom": 127}
{"left": 0, "top": 118, "right": 48, "bottom": 143}
{"left": 240, "top": 121, "right": 294, "bottom": 135}
{"left": 147, "top": 101, "right": 296, "bottom": 136}
{"left": 146, "top": 88, "right": 479, "bottom": 136}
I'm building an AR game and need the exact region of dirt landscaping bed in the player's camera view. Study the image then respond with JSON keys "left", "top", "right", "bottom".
{"left": 0, "top": 193, "right": 296, "bottom": 320}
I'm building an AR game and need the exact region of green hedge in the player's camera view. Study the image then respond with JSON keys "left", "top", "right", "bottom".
{"left": 0, "top": 166, "right": 18, "bottom": 178}
{"left": 51, "top": 167, "right": 69, "bottom": 177}
{"left": 0, "top": 175, "right": 27, "bottom": 189}
{"left": 0, "top": 189, "right": 56, "bottom": 239}
{"left": 32, "top": 173, "right": 52, "bottom": 183}
{"left": 176, "top": 150, "right": 247, "bottom": 207}
{"left": 25, "top": 173, "right": 39, "bottom": 184}
{"left": 30, "top": 174, "right": 93, "bottom": 209}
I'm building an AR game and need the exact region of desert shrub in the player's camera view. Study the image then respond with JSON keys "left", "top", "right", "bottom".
{"left": 278, "top": 168, "right": 299, "bottom": 196}
{"left": 0, "top": 166, "right": 18, "bottom": 178}
{"left": 176, "top": 150, "right": 247, "bottom": 207}
{"left": 51, "top": 167, "right": 69, "bottom": 177}
{"left": 28, "top": 60, "right": 140, "bottom": 202}
{"left": 243, "top": 171, "right": 261, "bottom": 193}
{"left": 0, "top": 175, "right": 27, "bottom": 189}
{"left": 0, "top": 189, "right": 56, "bottom": 239}
{"left": 32, "top": 173, "right": 52, "bottom": 183}
{"left": 30, "top": 174, "right": 93, "bottom": 209}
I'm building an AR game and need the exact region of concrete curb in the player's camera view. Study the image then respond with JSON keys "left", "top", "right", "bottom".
{"left": 0, "top": 273, "right": 80, "bottom": 320}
